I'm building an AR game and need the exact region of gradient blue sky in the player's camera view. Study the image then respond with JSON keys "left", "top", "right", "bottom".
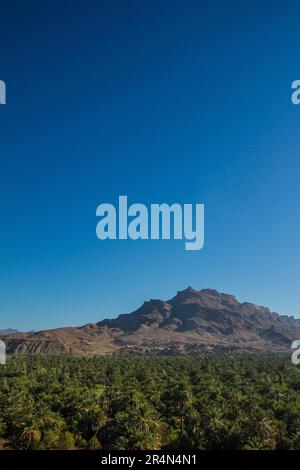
{"left": 0, "top": 0, "right": 300, "bottom": 330}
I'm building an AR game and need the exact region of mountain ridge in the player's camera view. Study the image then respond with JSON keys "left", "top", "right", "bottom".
{"left": 3, "top": 287, "right": 300, "bottom": 356}
{"left": 0, "top": 329, "right": 19, "bottom": 336}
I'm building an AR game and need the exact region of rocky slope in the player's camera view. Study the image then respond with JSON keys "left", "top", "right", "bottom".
{"left": 3, "top": 287, "right": 300, "bottom": 355}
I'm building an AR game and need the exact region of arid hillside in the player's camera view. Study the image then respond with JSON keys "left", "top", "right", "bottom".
{"left": 3, "top": 287, "right": 300, "bottom": 355}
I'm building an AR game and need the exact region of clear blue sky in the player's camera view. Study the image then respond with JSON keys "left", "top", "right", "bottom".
{"left": 0, "top": 0, "right": 300, "bottom": 330}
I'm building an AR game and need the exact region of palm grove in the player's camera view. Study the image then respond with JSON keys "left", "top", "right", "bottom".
{"left": 1, "top": 355, "right": 300, "bottom": 450}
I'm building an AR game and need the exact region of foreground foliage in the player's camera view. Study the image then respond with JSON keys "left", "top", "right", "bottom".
{"left": 0, "top": 355, "right": 300, "bottom": 450}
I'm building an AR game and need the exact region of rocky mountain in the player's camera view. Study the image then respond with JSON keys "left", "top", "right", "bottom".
{"left": 2, "top": 287, "right": 300, "bottom": 355}
{"left": 0, "top": 329, "right": 18, "bottom": 336}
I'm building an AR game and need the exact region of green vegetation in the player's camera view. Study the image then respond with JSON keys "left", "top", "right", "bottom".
{"left": 0, "top": 355, "right": 300, "bottom": 450}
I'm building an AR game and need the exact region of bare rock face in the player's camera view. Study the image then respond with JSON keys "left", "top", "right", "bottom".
{"left": 3, "top": 288, "right": 300, "bottom": 356}
{"left": 98, "top": 300, "right": 173, "bottom": 332}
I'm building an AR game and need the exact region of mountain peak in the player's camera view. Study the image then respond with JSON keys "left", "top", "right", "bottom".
{"left": 177, "top": 286, "right": 198, "bottom": 295}
{"left": 4, "top": 287, "right": 299, "bottom": 356}
{"left": 168, "top": 287, "right": 240, "bottom": 312}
